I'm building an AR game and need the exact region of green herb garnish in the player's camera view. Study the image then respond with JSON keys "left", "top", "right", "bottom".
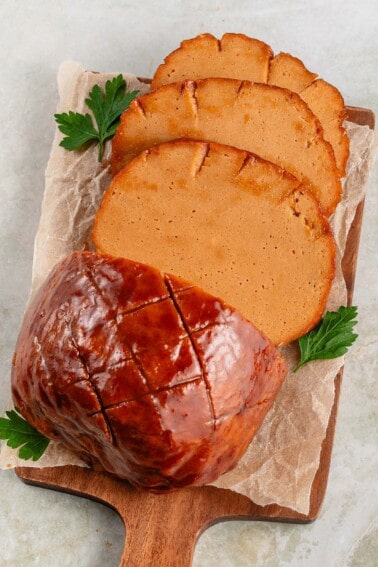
{"left": 0, "top": 409, "right": 50, "bottom": 461}
{"left": 293, "top": 305, "right": 358, "bottom": 372}
{"left": 55, "top": 74, "right": 139, "bottom": 161}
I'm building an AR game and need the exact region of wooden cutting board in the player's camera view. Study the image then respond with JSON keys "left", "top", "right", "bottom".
{"left": 16, "top": 107, "right": 374, "bottom": 567}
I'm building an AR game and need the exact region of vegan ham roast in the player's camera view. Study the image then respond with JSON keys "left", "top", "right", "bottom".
{"left": 11, "top": 251, "right": 287, "bottom": 490}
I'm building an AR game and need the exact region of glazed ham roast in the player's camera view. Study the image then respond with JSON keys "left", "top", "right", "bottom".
{"left": 94, "top": 140, "right": 336, "bottom": 346}
{"left": 11, "top": 251, "right": 287, "bottom": 489}
{"left": 151, "top": 33, "right": 349, "bottom": 176}
{"left": 111, "top": 77, "right": 341, "bottom": 216}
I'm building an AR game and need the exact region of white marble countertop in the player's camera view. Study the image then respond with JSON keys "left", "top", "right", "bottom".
{"left": 0, "top": 1, "right": 377, "bottom": 565}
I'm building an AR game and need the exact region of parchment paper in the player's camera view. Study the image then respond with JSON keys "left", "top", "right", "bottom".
{"left": 0, "top": 61, "right": 375, "bottom": 515}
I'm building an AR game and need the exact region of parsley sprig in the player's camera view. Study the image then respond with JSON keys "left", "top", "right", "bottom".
{"left": 55, "top": 75, "right": 139, "bottom": 161}
{"left": 0, "top": 409, "right": 50, "bottom": 461}
{"left": 293, "top": 305, "right": 358, "bottom": 372}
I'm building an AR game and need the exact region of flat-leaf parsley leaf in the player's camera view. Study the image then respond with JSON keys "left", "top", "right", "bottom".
{"left": 54, "top": 75, "right": 139, "bottom": 161}
{"left": 0, "top": 409, "right": 50, "bottom": 461}
{"left": 293, "top": 305, "right": 358, "bottom": 372}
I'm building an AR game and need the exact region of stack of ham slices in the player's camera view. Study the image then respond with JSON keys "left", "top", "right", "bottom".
{"left": 93, "top": 33, "right": 347, "bottom": 347}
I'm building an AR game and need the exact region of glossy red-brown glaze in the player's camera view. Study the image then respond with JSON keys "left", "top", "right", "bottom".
{"left": 12, "top": 251, "right": 287, "bottom": 490}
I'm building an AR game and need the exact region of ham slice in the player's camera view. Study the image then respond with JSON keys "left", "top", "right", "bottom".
{"left": 151, "top": 33, "right": 349, "bottom": 175}
{"left": 96, "top": 140, "right": 336, "bottom": 345}
{"left": 111, "top": 78, "right": 341, "bottom": 216}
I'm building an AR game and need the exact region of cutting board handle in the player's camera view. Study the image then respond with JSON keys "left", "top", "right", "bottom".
{"left": 118, "top": 488, "right": 205, "bottom": 567}
{"left": 16, "top": 465, "right": 255, "bottom": 566}
{"left": 17, "top": 465, "right": 287, "bottom": 566}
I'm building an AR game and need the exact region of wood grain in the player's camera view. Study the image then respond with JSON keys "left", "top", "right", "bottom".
{"left": 16, "top": 106, "right": 375, "bottom": 567}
